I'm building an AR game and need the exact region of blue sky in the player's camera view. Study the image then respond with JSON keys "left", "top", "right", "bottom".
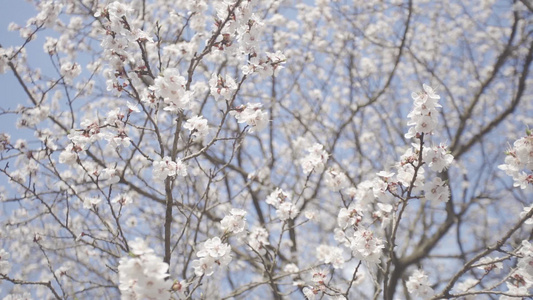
{"left": 0, "top": 0, "right": 40, "bottom": 142}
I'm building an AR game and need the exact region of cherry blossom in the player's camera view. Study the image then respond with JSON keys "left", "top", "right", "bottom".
{"left": 230, "top": 102, "right": 269, "bottom": 132}
{"left": 498, "top": 132, "right": 533, "bottom": 189}
{"left": 220, "top": 208, "right": 247, "bottom": 234}
{"left": 405, "top": 84, "right": 441, "bottom": 139}
{"left": 118, "top": 238, "right": 171, "bottom": 300}
{"left": 152, "top": 156, "right": 187, "bottom": 181}
{"left": 192, "top": 237, "right": 232, "bottom": 277}
{"left": 209, "top": 73, "right": 237, "bottom": 101}
{"left": 0, "top": 0, "right": 531, "bottom": 299}
{"left": 300, "top": 143, "right": 329, "bottom": 174}
{"left": 349, "top": 229, "right": 385, "bottom": 263}
{"left": 423, "top": 144, "right": 454, "bottom": 173}
{"left": 423, "top": 177, "right": 450, "bottom": 203}
{"left": 183, "top": 115, "right": 209, "bottom": 141}
{"left": 0, "top": 248, "right": 11, "bottom": 274}
{"left": 406, "top": 269, "right": 434, "bottom": 298}
{"left": 325, "top": 167, "right": 350, "bottom": 191}
{"left": 248, "top": 226, "right": 270, "bottom": 256}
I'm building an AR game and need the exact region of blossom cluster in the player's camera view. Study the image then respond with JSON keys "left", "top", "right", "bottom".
{"left": 266, "top": 188, "right": 299, "bottom": 221}
{"left": 406, "top": 269, "right": 434, "bottom": 298}
{"left": 220, "top": 208, "right": 247, "bottom": 234}
{"left": 152, "top": 157, "right": 187, "bottom": 181}
{"left": 316, "top": 244, "right": 345, "bottom": 269}
{"left": 423, "top": 143, "right": 454, "bottom": 173}
{"left": 118, "top": 238, "right": 171, "bottom": 299}
{"left": 151, "top": 68, "right": 193, "bottom": 113}
{"left": 324, "top": 167, "right": 350, "bottom": 192}
{"left": 498, "top": 131, "right": 533, "bottom": 189}
{"left": 96, "top": 2, "right": 153, "bottom": 96}
{"left": 0, "top": 248, "right": 11, "bottom": 274}
{"left": 191, "top": 237, "right": 232, "bottom": 277}
{"left": 230, "top": 102, "right": 269, "bottom": 133}
{"left": 209, "top": 73, "right": 237, "bottom": 101}
{"left": 515, "top": 241, "right": 533, "bottom": 289}
{"left": 248, "top": 226, "right": 270, "bottom": 255}
{"left": 300, "top": 143, "right": 329, "bottom": 174}
{"left": 405, "top": 84, "right": 441, "bottom": 139}
{"left": 183, "top": 115, "right": 209, "bottom": 141}
{"left": 242, "top": 51, "right": 287, "bottom": 78}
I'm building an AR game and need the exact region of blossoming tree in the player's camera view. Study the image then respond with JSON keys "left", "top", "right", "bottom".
{"left": 0, "top": 0, "right": 532, "bottom": 299}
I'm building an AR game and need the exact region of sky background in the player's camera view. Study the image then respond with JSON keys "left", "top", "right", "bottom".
{"left": 1, "top": 0, "right": 48, "bottom": 142}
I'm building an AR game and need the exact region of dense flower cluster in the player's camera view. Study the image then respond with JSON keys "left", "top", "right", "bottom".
{"left": 230, "top": 102, "right": 269, "bottom": 133}
{"left": 499, "top": 131, "right": 533, "bottom": 189}
{"left": 348, "top": 229, "right": 385, "bottom": 263}
{"left": 191, "top": 237, "right": 232, "bottom": 277}
{"left": 316, "top": 245, "right": 345, "bottom": 269}
{"left": 405, "top": 84, "right": 441, "bottom": 139}
{"left": 423, "top": 144, "right": 454, "bottom": 173}
{"left": 118, "top": 238, "right": 171, "bottom": 300}
{"left": 0, "top": 0, "right": 531, "bottom": 299}
{"left": 337, "top": 203, "right": 363, "bottom": 229}
{"left": 265, "top": 188, "right": 299, "bottom": 221}
{"left": 0, "top": 248, "right": 11, "bottom": 274}
{"left": 151, "top": 68, "right": 193, "bottom": 113}
{"left": 152, "top": 157, "right": 187, "bottom": 181}
{"left": 220, "top": 208, "right": 247, "bottom": 234}
{"left": 209, "top": 73, "right": 237, "bottom": 101}
{"left": 406, "top": 269, "right": 434, "bottom": 298}
{"left": 300, "top": 143, "right": 329, "bottom": 174}
{"left": 248, "top": 226, "right": 270, "bottom": 255}
{"left": 324, "top": 167, "right": 350, "bottom": 191}
{"left": 183, "top": 115, "right": 209, "bottom": 141}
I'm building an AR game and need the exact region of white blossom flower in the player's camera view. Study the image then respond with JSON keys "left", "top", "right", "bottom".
{"left": 316, "top": 245, "right": 345, "bottom": 269}
{"left": 423, "top": 177, "right": 450, "bottom": 203}
{"left": 300, "top": 143, "right": 329, "bottom": 174}
{"left": 100, "top": 167, "right": 120, "bottom": 184}
{"left": 476, "top": 257, "right": 503, "bottom": 274}
{"left": 59, "top": 61, "right": 81, "bottom": 84}
{"left": 118, "top": 238, "right": 171, "bottom": 300}
{"left": 276, "top": 202, "right": 299, "bottom": 221}
{"left": 82, "top": 196, "right": 101, "bottom": 209}
{"left": 325, "top": 167, "right": 349, "bottom": 191}
{"left": 183, "top": 115, "right": 209, "bottom": 141}
{"left": 266, "top": 188, "right": 290, "bottom": 209}
{"left": 349, "top": 229, "right": 385, "bottom": 263}
{"left": 406, "top": 269, "right": 435, "bottom": 298}
{"left": 283, "top": 263, "right": 299, "bottom": 274}
{"left": 209, "top": 73, "right": 237, "bottom": 101}
{"left": 405, "top": 84, "right": 441, "bottom": 139}
{"left": 423, "top": 144, "right": 454, "bottom": 173}
{"left": 220, "top": 208, "right": 247, "bottom": 233}
{"left": 59, "top": 144, "right": 80, "bottom": 165}
{"left": 338, "top": 203, "right": 363, "bottom": 229}
{"left": 152, "top": 156, "right": 187, "bottom": 180}
{"left": 192, "top": 237, "right": 232, "bottom": 277}
{"left": 498, "top": 133, "right": 533, "bottom": 189}
{"left": 248, "top": 226, "right": 270, "bottom": 255}
{"left": 230, "top": 103, "right": 269, "bottom": 132}
{"left": 0, "top": 248, "right": 11, "bottom": 274}
{"left": 151, "top": 68, "right": 192, "bottom": 112}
